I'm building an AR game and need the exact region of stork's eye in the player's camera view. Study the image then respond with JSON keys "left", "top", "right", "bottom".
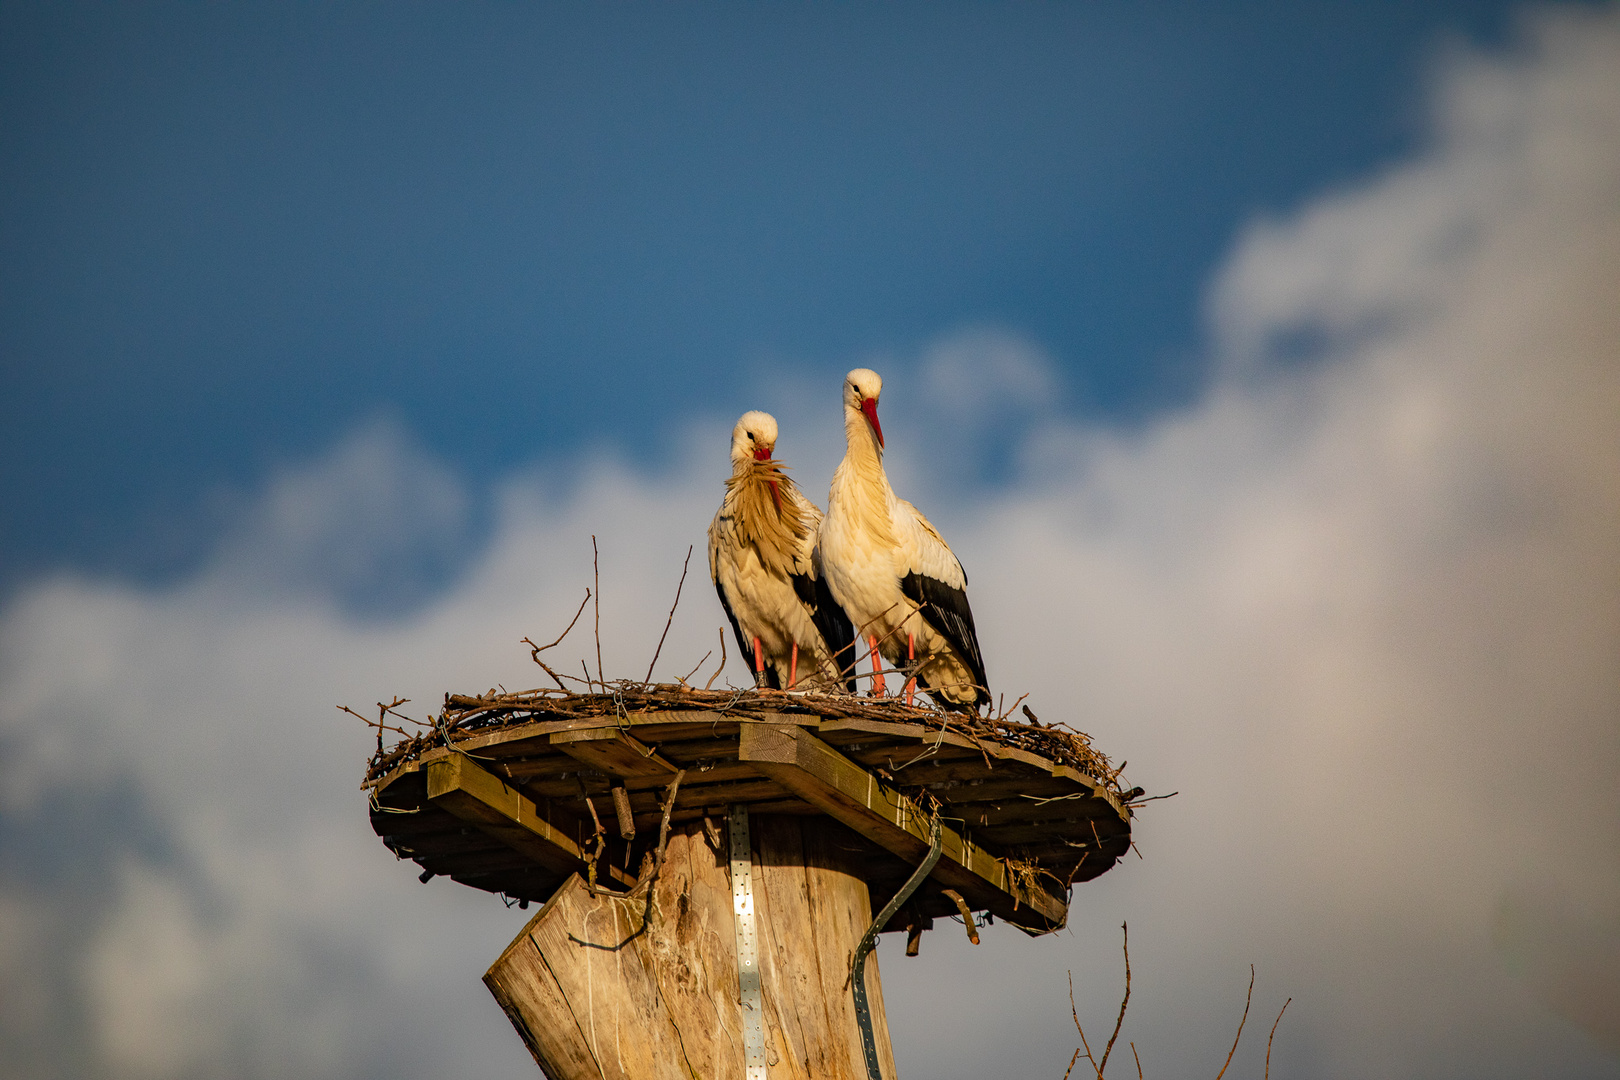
{"left": 746, "top": 431, "right": 754, "bottom": 440}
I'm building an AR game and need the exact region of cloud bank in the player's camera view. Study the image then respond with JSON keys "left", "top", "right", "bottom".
{"left": 3, "top": 6, "right": 1618, "bottom": 1077}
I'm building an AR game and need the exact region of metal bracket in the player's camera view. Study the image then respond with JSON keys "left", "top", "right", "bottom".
{"left": 850, "top": 815, "right": 943, "bottom": 1080}
{"left": 728, "top": 805, "right": 767, "bottom": 1080}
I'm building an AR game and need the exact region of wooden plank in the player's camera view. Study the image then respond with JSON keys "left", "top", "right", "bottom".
{"left": 424, "top": 754, "right": 635, "bottom": 889}
{"left": 976, "top": 818, "right": 1131, "bottom": 848}
{"left": 365, "top": 709, "right": 821, "bottom": 792}
{"left": 952, "top": 799, "right": 1134, "bottom": 835}
{"left": 739, "top": 724, "right": 1068, "bottom": 933}
{"left": 550, "top": 727, "right": 678, "bottom": 777}
{"left": 495, "top": 753, "right": 578, "bottom": 780}
{"left": 628, "top": 777, "right": 792, "bottom": 819}
{"left": 634, "top": 759, "right": 753, "bottom": 787}
{"left": 920, "top": 774, "right": 1090, "bottom": 803}
{"left": 669, "top": 797, "right": 817, "bottom": 822}
{"left": 818, "top": 717, "right": 1126, "bottom": 816}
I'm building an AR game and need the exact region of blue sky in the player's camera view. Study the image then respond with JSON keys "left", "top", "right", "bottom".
{"left": 3, "top": 5, "right": 1619, "bottom": 1079}
{"left": 0, "top": 0, "right": 1547, "bottom": 601}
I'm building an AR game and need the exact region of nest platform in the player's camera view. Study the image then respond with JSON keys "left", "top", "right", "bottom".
{"left": 365, "top": 685, "right": 1134, "bottom": 934}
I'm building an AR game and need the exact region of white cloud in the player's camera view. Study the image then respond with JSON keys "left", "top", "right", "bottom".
{"left": 3, "top": 6, "right": 1619, "bottom": 1078}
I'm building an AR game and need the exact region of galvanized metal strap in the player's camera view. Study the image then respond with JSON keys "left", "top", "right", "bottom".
{"left": 850, "top": 815, "right": 943, "bottom": 1080}
{"left": 728, "top": 805, "right": 768, "bottom": 1080}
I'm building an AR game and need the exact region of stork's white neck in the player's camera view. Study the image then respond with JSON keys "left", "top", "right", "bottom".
{"left": 832, "top": 399, "right": 896, "bottom": 550}
{"left": 842, "top": 402, "right": 884, "bottom": 470}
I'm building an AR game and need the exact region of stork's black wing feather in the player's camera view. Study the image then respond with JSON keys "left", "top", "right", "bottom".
{"left": 714, "top": 580, "right": 775, "bottom": 689}
{"left": 792, "top": 571, "right": 857, "bottom": 693}
{"left": 900, "top": 571, "right": 989, "bottom": 704}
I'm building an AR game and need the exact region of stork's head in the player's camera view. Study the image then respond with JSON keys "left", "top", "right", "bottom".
{"left": 843, "top": 368, "right": 884, "bottom": 449}
{"left": 730, "top": 410, "right": 779, "bottom": 465}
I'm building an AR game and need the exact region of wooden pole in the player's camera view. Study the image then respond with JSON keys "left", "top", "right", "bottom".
{"left": 485, "top": 816, "right": 898, "bottom": 1080}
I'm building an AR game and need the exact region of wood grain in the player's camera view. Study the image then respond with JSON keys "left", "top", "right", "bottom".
{"left": 485, "top": 818, "right": 897, "bottom": 1079}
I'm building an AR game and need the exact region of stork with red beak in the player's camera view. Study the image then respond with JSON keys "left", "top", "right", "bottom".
{"left": 819, "top": 369, "right": 990, "bottom": 711}
{"left": 709, "top": 411, "right": 858, "bottom": 692}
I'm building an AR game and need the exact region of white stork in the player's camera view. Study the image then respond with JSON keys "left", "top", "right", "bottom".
{"left": 819, "top": 369, "right": 990, "bottom": 711}
{"left": 708, "top": 411, "right": 857, "bottom": 692}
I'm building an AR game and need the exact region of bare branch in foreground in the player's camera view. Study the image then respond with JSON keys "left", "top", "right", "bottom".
{"left": 1098, "top": 922, "right": 1131, "bottom": 1076}
{"left": 1064, "top": 971, "right": 1100, "bottom": 1080}
{"left": 1265, "top": 998, "right": 1291, "bottom": 1080}
{"left": 1214, "top": 966, "right": 1255, "bottom": 1080}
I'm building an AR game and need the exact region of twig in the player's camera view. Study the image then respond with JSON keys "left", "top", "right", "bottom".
{"left": 835, "top": 601, "right": 908, "bottom": 684}
{"left": 339, "top": 705, "right": 415, "bottom": 748}
{"left": 1214, "top": 966, "right": 1255, "bottom": 1080}
{"left": 1131, "top": 1043, "right": 1142, "bottom": 1080}
{"left": 705, "top": 628, "right": 728, "bottom": 690}
{"left": 521, "top": 588, "right": 592, "bottom": 691}
{"left": 677, "top": 649, "right": 712, "bottom": 687}
{"left": 582, "top": 794, "right": 606, "bottom": 897}
{"left": 592, "top": 535, "right": 604, "bottom": 689}
{"left": 1264, "top": 998, "right": 1291, "bottom": 1080}
{"left": 644, "top": 545, "right": 693, "bottom": 685}
{"left": 373, "top": 697, "right": 410, "bottom": 754}
{"left": 1098, "top": 922, "right": 1131, "bottom": 1076}
{"left": 627, "top": 768, "right": 686, "bottom": 901}
{"left": 1065, "top": 971, "right": 1099, "bottom": 1080}
{"left": 654, "top": 769, "right": 685, "bottom": 871}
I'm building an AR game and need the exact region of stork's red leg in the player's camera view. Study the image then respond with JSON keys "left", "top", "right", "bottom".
{"left": 904, "top": 632, "right": 915, "bottom": 708}
{"left": 868, "top": 634, "right": 886, "bottom": 697}
{"left": 753, "top": 636, "right": 764, "bottom": 686}
{"left": 789, "top": 643, "right": 798, "bottom": 690}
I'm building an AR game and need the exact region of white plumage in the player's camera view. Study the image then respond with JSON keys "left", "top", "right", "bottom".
{"left": 708, "top": 411, "right": 856, "bottom": 691}
{"left": 818, "top": 370, "right": 990, "bottom": 711}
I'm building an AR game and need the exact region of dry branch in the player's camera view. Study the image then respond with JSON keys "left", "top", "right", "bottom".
{"left": 362, "top": 678, "right": 1125, "bottom": 798}
{"left": 1099, "top": 922, "right": 1131, "bottom": 1076}
{"left": 1057, "top": 930, "right": 1285, "bottom": 1080}
{"left": 643, "top": 545, "right": 693, "bottom": 685}
{"left": 1214, "top": 966, "right": 1255, "bottom": 1080}
{"left": 705, "top": 627, "right": 727, "bottom": 690}
{"left": 521, "top": 588, "right": 592, "bottom": 692}
{"left": 592, "top": 535, "right": 603, "bottom": 689}
{"left": 1265, "top": 998, "right": 1291, "bottom": 1080}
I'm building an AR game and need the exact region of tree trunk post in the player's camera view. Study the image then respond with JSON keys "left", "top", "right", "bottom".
{"left": 485, "top": 815, "right": 898, "bottom": 1080}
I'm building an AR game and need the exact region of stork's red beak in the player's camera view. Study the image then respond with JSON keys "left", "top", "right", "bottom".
{"left": 860, "top": 397, "right": 884, "bottom": 449}
{"left": 753, "top": 445, "right": 772, "bottom": 461}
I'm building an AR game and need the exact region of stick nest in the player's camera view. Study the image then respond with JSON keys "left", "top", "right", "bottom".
{"left": 364, "top": 682, "right": 1124, "bottom": 794}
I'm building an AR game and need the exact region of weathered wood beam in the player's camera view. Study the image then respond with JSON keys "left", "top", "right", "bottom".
{"left": 550, "top": 728, "right": 677, "bottom": 778}
{"left": 367, "top": 709, "right": 819, "bottom": 793}
{"left": 424, "top": 754, "right": 634, "bottom": 889}
{"left": 738, "top": 724, "right": 1068, "bottom": 933}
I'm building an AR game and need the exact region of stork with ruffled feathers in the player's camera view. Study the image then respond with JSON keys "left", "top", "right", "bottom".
{"left": 818, "top": 369, "right": 990, "bottom": 711}
{"left": 708, "top": 411, "right": 857, "bottom": 692}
